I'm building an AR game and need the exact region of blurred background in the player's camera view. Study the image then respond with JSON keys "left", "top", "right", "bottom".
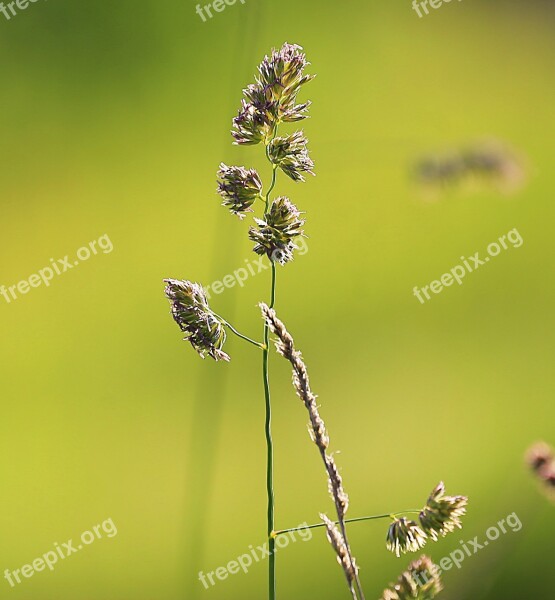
{"left": 1, "top": 0, "right": 554, "bottom": 598}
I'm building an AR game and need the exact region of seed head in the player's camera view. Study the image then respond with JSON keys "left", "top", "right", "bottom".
{"left": 260, "top": 304, "right": 362, "bottom": 596}
{"left": 249, "top": 197, "right": 305, "bottom": 265}
{"left": 414, "top": 140, "right": 526, "bottom": 194}
{"left": 320, "top": 514, "right": 358, "bottom": 590}
{"left": 242, "top": 83, "right": 279, "bottom": 128}
{"left": 232, "top": 95, "right": 272, "bottom": 145}
{"left": 527, "top": 441, "right": 555, "bottom": 490}
{"left": 527, "top": 441, "right": 553, "bottom": 472}
{"left": 216, "top": 163, "right": 262, "bottom": 218}
{"left": 419, "top": 482, "right": 468, "bottom": 541}
{"left": 268, "top": 131, "right": 315, "bottom": 182}
{"left": 257, "top": 42, "right": 315, "bottom": 122}
{"left": 163, "top": 279, "right": 229, "bottom": 362}
{"left": 325, "top": 454, "right": 349, "bottom": 520}
{"left": 386, "top": 518, "right": 428, "bottom": 557}
{"left": 232, "top": 42, "right": 314, "bottom": 145}
{"left": 259, "top": 302, "right": 330, "bottom": 452}
{"left": 380, "top": 555, "right": 443, "bottom": 600}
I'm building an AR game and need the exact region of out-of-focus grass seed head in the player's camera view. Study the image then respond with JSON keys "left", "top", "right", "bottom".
{"left": 381, "top": 555, "right": 443, "bottom": 600}
{"left": 527, "top": 441, "right": 555, "bottom": 492}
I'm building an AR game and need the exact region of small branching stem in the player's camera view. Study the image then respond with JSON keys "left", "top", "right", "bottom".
{"left": 217, "top": 317, "right": 266, "bottom": 350}
{"left": 273, "top": 510, "right": 422, "bottom": 536}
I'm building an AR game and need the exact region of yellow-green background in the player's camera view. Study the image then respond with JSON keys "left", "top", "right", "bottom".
{"left": 1, "top": 0, "right": 554, "bottom": 598}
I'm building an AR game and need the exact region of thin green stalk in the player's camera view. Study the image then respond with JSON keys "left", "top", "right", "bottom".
{"left": 263, "top": 136, "right": 279, "bottom": 600}
{"left": 274, "top": 510, "right": 421, "bottom": 536}
{"left": 263, "top": 264, "right": 277, "bottom": 600}
{"left": 265, "top": 167, "right": 277, "bottom": 211}
{"left": 221, "top": 318, "right": 266, "bottom": 350}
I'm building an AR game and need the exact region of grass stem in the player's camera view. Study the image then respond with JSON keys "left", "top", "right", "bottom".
{"left": 264, "top": 133, "right": 279, "bottom": 600}
{"left": 217, "top": 317, "right": 266, "bottom": 350}
{"left": 274, "top": 510, "right": 422, "bottom": 536}
{"left": 263, "top": 263, "right": 277, "bottom": 600}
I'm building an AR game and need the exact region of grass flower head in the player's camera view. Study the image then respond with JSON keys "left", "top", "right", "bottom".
{"left": 419, "top": 482, "right": 468, "bottom": 541}
{"left": 268, "top": 131, "right": 315, "bottom": 182}
{"left": 386, "top": 518, "right": 428, "bottom": 557}
{"left": 320, "top": 514, "right": 358, "bottom": 593}
{"left": 249, "top": 197, "right": 305, "bottom": 265}
{"left": 380, "top": 555, "right": 443, "bottom": 600}
{"left": 527, "top": 441, "right": 555, "bottom": 490}
{"left": 232, "top": 99, "right": 270, "bottom": 145}
{"left": 163, "top": 278, "right": 229, "bottom": 362}
{"left": 232, "top": 42, "right": 314, "bottom": 145}
{"left": 217, "top": 163, "right": 262, "bottom": 218}
{"left": 258, "top": 42, "right": 315, "bottom": 121}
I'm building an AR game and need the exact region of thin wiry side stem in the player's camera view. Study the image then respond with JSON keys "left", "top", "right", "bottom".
{"left": 263, "top": 137, "right": 279, "bottom": 600}
{"left": 219, "top": 318, "right": 266, "bottom": 350}
{"left": 274, "top": 511, "right": 422, "bottom": 536}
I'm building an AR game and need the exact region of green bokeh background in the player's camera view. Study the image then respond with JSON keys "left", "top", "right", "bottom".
{"left": 1, "top": 0, "right": 554, "bottom": 598}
